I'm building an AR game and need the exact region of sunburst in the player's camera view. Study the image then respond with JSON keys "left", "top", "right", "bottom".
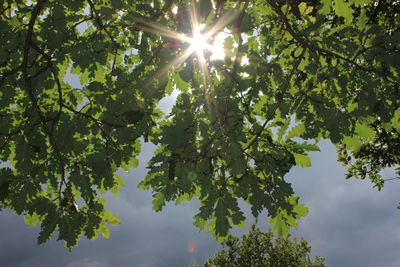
{"left": 129, "top": 4, "right": 239, "bottom": 81}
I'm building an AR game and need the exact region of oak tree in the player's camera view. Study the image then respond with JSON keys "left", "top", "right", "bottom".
{"left": 0, "top": 0, "right": 399, "bottom": 248}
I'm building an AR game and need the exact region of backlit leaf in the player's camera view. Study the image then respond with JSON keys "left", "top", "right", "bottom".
{"left": 293, "top": 153, "right": 312, "bottom": 167}
{"left": 333, "top": 0, "right": 354, "bottom": 23}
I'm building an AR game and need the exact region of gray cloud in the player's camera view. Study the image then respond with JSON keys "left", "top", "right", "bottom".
{"left": 288, "top": 140, "right": 400, "bottom": 267}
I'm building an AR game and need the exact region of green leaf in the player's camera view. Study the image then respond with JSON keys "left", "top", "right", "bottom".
{"left": 224, "top": 36, "right": 234, "bottom": 51}
{"left": 101, "top": 210, "right": 120, "bottom": 225}
{"left": 319, "top": 0, "right": 332, "bottom": 15}
{"left": 215, "top": 199, "right": 229, "bottom": 237}
{"left": 342, "top": 136, "right": 362, "bottom": 151}
{"left": 179, "top": 64, "right": 194, "bottom": 82}
{"left": 293, "top": 201, "right": 308, "bottom": 218}
{"left": 94, "top": 64, "right": 107, "bottom": 84}
{"left": 173, "top": 71, "right": 190, "bottom": 93}
{"left": 238, "top": 13, "right": 254, "bottom": 33}
{"left": 38, "top": 211, "right": 58, "bottom": 244}
{"left": 99, "top": 224, "right": 110, "bottom": 239}
{"left": 285, "top": 123, "right": 305, "bottom": 140}
{"left": 277, "top": 118, "right": 290, "bottom": 142}
{"left": 24, "top": 213, "right": 40, "bottom": 227}
{"left": 165, "top": 76, "right": 174, "bottom": 95}
{"left": 270, "top": 212, "right": 286, "bottom": 236}
{"left": 355, "top": 122, "right": 375, "bottom": 140}
{"left": 110, "top": 174, "right": 125, "bottom": 195}
{"left": 293, "top": 153, "right": 312, "bottom": 167}
{"left": 391, "top": 108, "right": 400, "bottom": 131}
{"left": 333, "top": 0, "right": 354, "bottom": 23}
{"left": 121, "top": 157, "right": 139, "bottom": 173}
{"left": 270, "top": 197, "right": 308, "bottom": 237}
{"left": 298, "top": 2, "right": 313, "bottom": 15}
{"left": 152, "top": 192, "right": 166, "bottom": 211}
{"left": 123, "top": 110, "right": 145, "bottom": 124}
{"left": 199, "top": 0, "right": 213, "bottom": 19}
{"left": 175, "top": 193, "right": 192, "bottom": 205}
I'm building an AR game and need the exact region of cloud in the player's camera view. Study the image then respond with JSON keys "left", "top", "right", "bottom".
{"left": 287, "top": 140, "right": 400, "bottom": 267}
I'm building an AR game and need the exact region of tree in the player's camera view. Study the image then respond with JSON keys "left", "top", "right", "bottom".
{"left": 205, "top": 225, "right": 327, "bottom": 267}
{"left": 0, "top": 0, "right": 399, "bottom": 248}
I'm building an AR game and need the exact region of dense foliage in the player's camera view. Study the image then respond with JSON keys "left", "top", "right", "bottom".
{"left": 0, "top": 0, "right": 399, "bottom": 248}
{"left": 205, "top": 225, "right": 327, "bottom": 267}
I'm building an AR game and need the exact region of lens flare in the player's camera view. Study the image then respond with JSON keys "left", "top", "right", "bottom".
{"left": 187, "top": 241, "right": 197, "bottom": 254}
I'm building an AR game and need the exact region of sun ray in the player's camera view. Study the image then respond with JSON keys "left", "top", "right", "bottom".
{"left": 128, "top": 13, "right": 187, "bottom": 43}
{"left": 155, "top": 46, "right": 194, "bottom": 79}
{"left": 202, "top": 9, "right": 239, "bottom": 41}
{"left": 188, "top": 1, "right": 200, "bottom": 35}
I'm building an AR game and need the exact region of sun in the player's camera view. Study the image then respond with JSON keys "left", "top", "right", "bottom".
{"left": 189, "top": 25, "right": 209, "bottom": 53}
{"left": 188, "top": 25, "right": 226, "bottom": 61}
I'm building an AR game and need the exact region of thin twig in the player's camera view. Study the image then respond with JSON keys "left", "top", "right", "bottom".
{"left": 384, "top": 177, "right": 400, "bottom": 182}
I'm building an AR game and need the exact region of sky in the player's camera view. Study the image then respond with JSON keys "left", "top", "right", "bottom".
{"left": 1, "top": 136, "right": 400, "bottom": 267}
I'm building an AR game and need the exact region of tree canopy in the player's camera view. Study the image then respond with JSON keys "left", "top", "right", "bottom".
{"left": 204, "top": 225, "right": 327, "bottom": 267}
{"left": 0, "top": 0, "right": 399, "bottom": 248}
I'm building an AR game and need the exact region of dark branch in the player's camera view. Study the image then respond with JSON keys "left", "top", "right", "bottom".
{"left": 30, "top": 42, "right": 63, "bottom": 128}
{"left": 384, "top": 177, "right": 400, "bottom": 182}
{"left": 22, "top": 0, "right": 66, "bottom": 185}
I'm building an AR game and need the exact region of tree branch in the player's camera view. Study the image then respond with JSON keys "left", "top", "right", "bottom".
{"left": 384, "top": 176, "right": 400, "bottom": 182}
{"left": 30, "top": 42, "right": 63, "bottom": 129}
{"left": 22, "top": 0, "right": 66, "bottom": 185}
{"left": 61, "top": 103, "right": 123, "bottom": 147}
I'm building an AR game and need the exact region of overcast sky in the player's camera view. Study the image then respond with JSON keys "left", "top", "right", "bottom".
{"left": 1, "top": 137, "right": 400, "bottom": 267}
